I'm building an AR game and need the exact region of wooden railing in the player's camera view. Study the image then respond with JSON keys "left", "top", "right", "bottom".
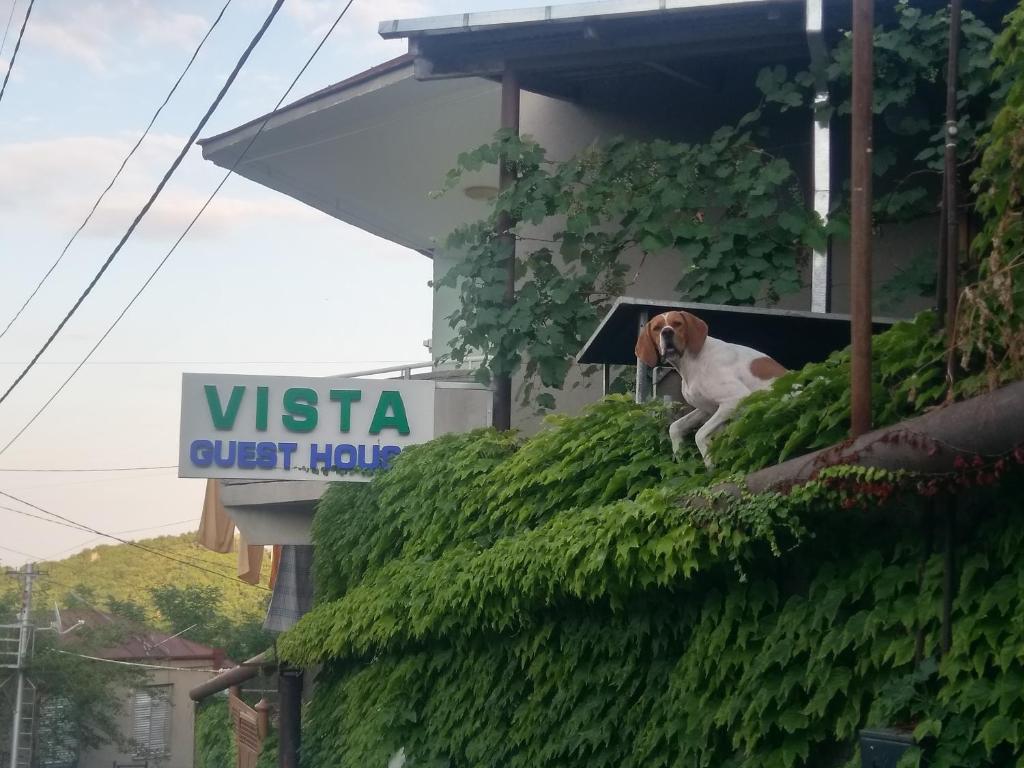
{"left": 228, "top": 687, "right": 271, "bottom": 768}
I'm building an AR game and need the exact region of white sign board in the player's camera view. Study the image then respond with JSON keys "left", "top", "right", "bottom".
{"left": 179, "top": 373, "right": 435, "bottom": 481}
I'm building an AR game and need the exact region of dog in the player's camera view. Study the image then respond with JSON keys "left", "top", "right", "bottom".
{"left": 635, "top": 310, "right": 786, "bottom": 466}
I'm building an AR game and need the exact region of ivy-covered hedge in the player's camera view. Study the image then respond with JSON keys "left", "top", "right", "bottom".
{"left": 195, "top": 697, "right": 278, "bottom": 768}
{"left": 281, "top": 307, "right": 1024, "bottom": 768}
{"left": 195, "top": 699, "right": 235, "bottom": 768}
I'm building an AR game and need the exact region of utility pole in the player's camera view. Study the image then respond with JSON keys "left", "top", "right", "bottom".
{"left": 5, "top": 563, "right": 36, "bottom": 768}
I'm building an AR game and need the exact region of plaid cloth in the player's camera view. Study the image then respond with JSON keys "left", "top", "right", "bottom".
{"left": 264, "top": 545, "right": 315, "bottom": 633}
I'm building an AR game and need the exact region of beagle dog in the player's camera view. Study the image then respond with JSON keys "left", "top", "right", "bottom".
{"left": 635, "top": 310, "right": 786, "bottom": 466}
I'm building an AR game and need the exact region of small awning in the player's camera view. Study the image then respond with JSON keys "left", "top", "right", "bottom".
{"left": 577, "top": 297, "right": 898, "bottom": 369}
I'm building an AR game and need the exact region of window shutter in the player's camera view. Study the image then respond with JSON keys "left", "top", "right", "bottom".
{"left": 132, "top": 685, "right": 173, "bottom": 757}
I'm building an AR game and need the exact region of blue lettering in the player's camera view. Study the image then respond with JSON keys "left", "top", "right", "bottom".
{"left": 256, "top": 442, "right": 277, "bottom": 469}
{"left": 309, "top": 443, "right": 332, "bottom": 471}
{"left": 381, "top": 445, "right": 402, "bottom": 470}
{"left": 214, "top": 440, "right": 236, "bottom": 468}
{"left": 190, "top": 440, "right": 213, "bottom": 468}
{"left": 237, "top": 442, "right": 257, "bottom": 470}
{"left": 334, "top": 444, "right": 357, "bottom": 470}
{"left": 279, "top": 443, "right": 297, "bottom": 470}
{"left": 358, "top": 444, "right": 380, "bottom": 470}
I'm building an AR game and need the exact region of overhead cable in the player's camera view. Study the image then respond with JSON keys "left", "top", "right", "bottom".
{"left": 0, "top": 491, "right": 270, "bottom": 591}
{"left": 0, "top": 0, "right": 286, "bottom": 408}
{"left": 0, "top": 0, "right": 356, "bottom": 457}
{"left": 0, "top": 0, "right": 237, "bottom": 341}
{"left": 0, "top": 0, "right": 32, "bottom": 108}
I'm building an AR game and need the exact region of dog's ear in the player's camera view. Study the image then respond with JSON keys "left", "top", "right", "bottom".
{"left": 634, "top": 319, "right": 660, "bottom": 367}
{"left": 682, "top": 312, "right": 708, "bottom": 355}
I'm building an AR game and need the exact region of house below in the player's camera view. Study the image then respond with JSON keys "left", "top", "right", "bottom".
{"left": 42, "top": 610, "right": 227, "bottom": 768}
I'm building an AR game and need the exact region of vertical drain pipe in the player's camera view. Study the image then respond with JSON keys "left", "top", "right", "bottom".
{"left": 806, "top": 0, "right": 832, "bottom": 314}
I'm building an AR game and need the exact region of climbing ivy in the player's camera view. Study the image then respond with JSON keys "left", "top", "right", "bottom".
{"left": 281, "top": 5, "right": 1023, "bottom": 767}
{"left": 283, "top": 367, "right": 1024, "bottom": 767}
{"left": 757, "top": 0, "right": 1001, "bottom": 223}
{"left": 437, "top": 124, "right": 821, "bottom": 400}
{"left": 436, "top": 1, "right": 1001, "bottom": 406}
{"left": 959, "top": 2, "right": 1024, "bottom": 388}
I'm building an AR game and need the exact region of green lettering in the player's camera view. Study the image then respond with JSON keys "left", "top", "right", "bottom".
{"left": 369, "top": 391, "right": 410, "bottom": 436}
{"left": 204, "top": 385, "right": 245, "bottom": 430}
{"left": 329, "top": 389, "right": 362, "bottom": 432}
{"left": 256, "top": 386, "right": 269, "bottom": 431}
{"left": 282, "top": 388, "right": 318, "bottom": 433}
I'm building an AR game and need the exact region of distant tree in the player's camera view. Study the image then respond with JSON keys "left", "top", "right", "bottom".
{"left": 107, "top": 598, "right": 149, "bottom": 625}
{"left": 150, "top": 584, "right": 272, "bottom": 662}
{"left": 0, "top": 606, "right": 146, "bottom": 761}
{"left": 64, "top": 583, "right": 98, "bottom": 608}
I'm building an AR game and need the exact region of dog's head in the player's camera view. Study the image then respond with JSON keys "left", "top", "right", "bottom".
{"left": 634, "top": 310, "right": 708, "bottom": 367}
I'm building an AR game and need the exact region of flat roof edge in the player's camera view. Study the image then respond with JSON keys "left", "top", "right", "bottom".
{"left": 379, "top": 0, "right": 794, "bottom": 39}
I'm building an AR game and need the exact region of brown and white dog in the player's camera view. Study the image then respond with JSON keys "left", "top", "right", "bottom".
{"left": 635, "top": 310, "right": 786, "bottom": 466}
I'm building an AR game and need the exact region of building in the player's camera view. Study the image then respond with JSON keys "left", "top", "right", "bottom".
{"left": 194, "top": 0, "right": 1002, "bottom": 544}
{"left": 44, "top": 610, "right": 226, "bottom": 768}
{"left": 199, "top": 0, "right": 1011, "bottom": 434}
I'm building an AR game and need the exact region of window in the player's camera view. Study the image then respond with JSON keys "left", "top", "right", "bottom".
{"left": 131, "top": 685, "right": 172, "bottom": 758}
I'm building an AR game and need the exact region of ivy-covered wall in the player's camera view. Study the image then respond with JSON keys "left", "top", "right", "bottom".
{"left": 279, "top": 3, "right": 1024, "bottom": 765}
{"left": 279, "top": 307, "right": 1023, "bottom": 768}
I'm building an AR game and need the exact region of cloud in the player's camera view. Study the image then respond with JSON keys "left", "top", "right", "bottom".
{"left": 27, "top": 2, "right": 208, "bottom": 73}
{"left": 0, "top": 134, "right": 317, "bottom": 241}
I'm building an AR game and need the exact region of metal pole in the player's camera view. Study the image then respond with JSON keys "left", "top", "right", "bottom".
{"left": 635, "top": 310, "right": 650, "bottom": 404}
{"left": 939, "top": 0, "right": 963, "bottom": 662}
{"left": 492, "top": 68, "right": 521, "bottom": 432}
{"left": 278, "top": 664, "right": 302, "bottom": 768}
{"left": 940, "top": 496, "right": 957, "bottom": 656}
{"left": 9, "top": 563, "right": 33, "bottom": 768}
{"left": 943, "top": 0, "right": 963, "bottom": 388}
{"left": 849, "top": 0, "right": 874, "bottom": 438}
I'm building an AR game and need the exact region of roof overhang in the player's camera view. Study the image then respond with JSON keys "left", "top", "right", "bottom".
{"left": 199, "top": 56, "right": 500, "bottom": 254}
{"left": 381, "top": 0, "right": 810, "bottom": 83}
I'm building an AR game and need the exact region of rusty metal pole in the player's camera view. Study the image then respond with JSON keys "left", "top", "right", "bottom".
{"left": 849, "top": 0, "right": 875, "bottom": 437}
{"left": 278, "top": 665, "right": 303, "bottom": 768}
{"left": 943, "top": 0, "right": 962, "bottom": 333}
{"left": 492, "top": 68, "right": 521, "bottom": 432}
{"left": 940, "top": 0, "right": 963, "bottom": 661}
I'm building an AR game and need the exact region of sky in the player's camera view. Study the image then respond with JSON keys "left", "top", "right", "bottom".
{"left": 0, "top": 0, "right": 531, "bottom": 565}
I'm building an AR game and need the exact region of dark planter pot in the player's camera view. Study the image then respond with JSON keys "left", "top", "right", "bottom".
{"left": 860, "top": 728, "right": 918, "bottom": 768}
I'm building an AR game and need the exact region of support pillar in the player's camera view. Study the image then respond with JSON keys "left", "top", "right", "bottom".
{"left": 492, "top": 68, "right": 520, "bottom": 432}
{"left": 278, "top": 665, "right": 303, "bottom": 768}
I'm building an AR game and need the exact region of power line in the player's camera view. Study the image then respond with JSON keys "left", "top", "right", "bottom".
{"left": 51, "top": 649, "right": 225, "bottom": 673}
{"left": 0, "top": 492, "right": 269, "bottom": 591}
{"left": 0, "top": 502, "right": 250, "bottom": 583}
{"left": 40, "top": 517, "right": 200, "bottom": 560}
{"left": 0, "top": 465, "right": 176, "bottom": 473}
{"left": 0, "top": 1, "right": 17, "bottom": 61}
{"left": 0, "top": 0, "right": 237, "bottom": 342}
{"left": 0, "top": 0, "right": 286, "bottom": 408}
{"left": 0, "top": 543, "right": 44, "bottom": 561}
{"left": 0, "top": 0, "right": 30, "bottom": 107}
{"left": 0, "top": 0, "right": 357, "bottom": 457}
